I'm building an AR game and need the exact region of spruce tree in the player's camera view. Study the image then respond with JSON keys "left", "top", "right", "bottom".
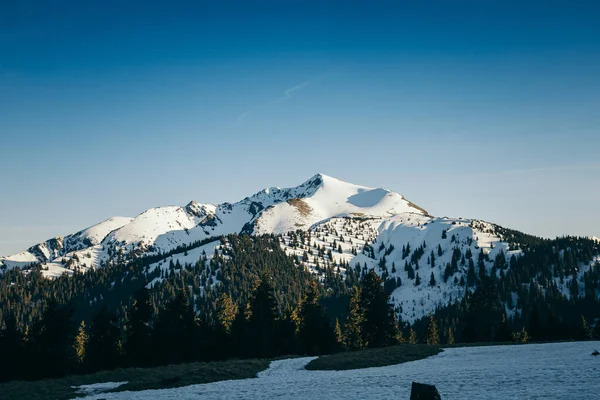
{"left": 125, "top": 288, "right": 154, "bottom": 366}
{"left": 87, "top": 307, "right": 121, "bottom": 371}
{"left": 467, "top": 259, "right": 477, "bottom": 287}
{"left": 496, "top": 313, "right": 513, "bottom": 342}
{"left": 334, "top": 318, "right": 344, "bottom": 349}
{"left": 29, "top": 300, "right": 75, "bottom": 379}
{"left": 414, "top": 272, "right": 421, "bottom": 286}
{"left": 215, "top": 293, "right": 238, "bottom": 334}
{"left": 360, "top": 270, "right": 398, "bottom": 348}
{"left": 408, "top": 327, "right": 418, "bottom": 344}
{"left": 460, "top": 276, "right": 503, "bottom": 343}
{"left": 576, "top": 315, "right": 591, "bottom": 340}
{"left": 0, "top": 314, "right": 25, "bottom": 382}
{"left": 528, "top": 304, "right": 542, "bottom": 341}
{"left": 152, "top": 289, "right": 196, "bottom": 365}
{"left": 395, "top": 320, "right": 406, "bottom": 344}
{"left": 426, "top": 313, "right": 439, "bottom": 345}
{"left": 274, "top": 307, "right": 298, "bottom": 356}
{"left": 246, "top": 275, "right": 279, "bottom": 357}
{"left": 296, "top": 281, "right": 335, "bottom": 355}
{"left": 73, "top": 321, "right": 88, "bottom": 366}
{"left": 343, "top": 286, "right": 364, "bottom": 350}
{"left": 592, "top": 319, "right": 600, "bottom": 340}
{"left": 446, "top": 327, "right": 454, "bottom": 345}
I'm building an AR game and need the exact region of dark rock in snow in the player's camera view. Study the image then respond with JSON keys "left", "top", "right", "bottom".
{"left": 410, "top": 381, "right": 441, "bottom": 400}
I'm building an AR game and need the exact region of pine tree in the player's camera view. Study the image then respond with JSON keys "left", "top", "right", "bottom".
{"left": 360, "top": 270, "right": 398, "bottom": 348}
{"left": 429, "top": 272, "right": 436, "bottom": 287}
{"left": 576, "top": 315, "right": 591, "bottom": 340}
{"left": 272, "top": 306, "right": 298, "bottom": 356}
{"left": 0, "top": 314, "right": 25, "bottom": 382}
{"left": 125, "top": 288, "right": 154, "bottom": 366}
{"left": 408, "top": 327, "right": 418, "bottom": 344}
{"left": 528, "top": 304, "right": 542, "bottom": 341}
{"left": 496, "top": 313, "right": 513, "bottom": 342}
{"left": 73, "top": 321, "right": 88, "bottom": 365}
{"left": 334, "top": 318, "right": 344, "bottom": 349}
{"left": 467, "top": 259, "right": 477, "bottom": 287}
{"left": 395, "top": 320, "right": 406, "bottom": 344}
{"left": 246, "top": 275, "right": 280, "bottom": 357}
{"left": 87, "top": 307, "right": 121, "bottom": 372}
{"left": 426, "top": 314, "right": 439, "bottom": 345}
{"left": 215, "top": 293, "right": 238, "bottom": 334}
{"left": 152, "top": 289, "right": 196, "bottom": 365}
{"left": 296, "top": 281, "right": 336, "bottom": 355}
{"left": 461, "top": 276, "right": 503, "bottom": 343}
{"left": 414, "top": 272, "right": 421, "bottom": 286}
{"left": 343, "top": 286, "right": 364, "bottom": 350}
{"left": 446, "top": 327, "right": 454, "bottom": 345}
{"left": 29, "top": 300, "right": 75, "bottom": 379}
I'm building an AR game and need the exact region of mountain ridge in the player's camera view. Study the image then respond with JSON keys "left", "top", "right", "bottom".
{"left": 0, "top": 173, "right": 425, "bottom": 273}
{"left": 1, "top": 173, "right": 599, "bottom": 324}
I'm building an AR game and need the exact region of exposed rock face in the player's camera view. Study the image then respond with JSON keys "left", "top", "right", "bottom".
{"left": 410, "top": 381, "right": 441, "bottom": 400}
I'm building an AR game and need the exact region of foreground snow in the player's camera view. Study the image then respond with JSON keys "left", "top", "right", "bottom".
{"left": 77, "top": 342, "right": 600, "bottom": 399}
{"left": 73, "top": 381, "right": 128, "bottom": 396}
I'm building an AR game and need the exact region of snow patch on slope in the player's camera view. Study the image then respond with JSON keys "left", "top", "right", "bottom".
{"left": 0, "top": 217, "right": 132, "bottom": 271}
{"left": 279, "top": 214, "right": 522, "bottom": 322}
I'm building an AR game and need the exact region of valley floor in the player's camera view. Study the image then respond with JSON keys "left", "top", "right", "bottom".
{"left": 73, "top": 341, "right": 599, "bottom": 399}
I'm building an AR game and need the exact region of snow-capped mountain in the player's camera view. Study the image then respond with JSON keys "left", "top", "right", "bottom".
{"left": 1, "top": 217, "right": 133, "bottom": 272}
{"left": 1, "top": 173, "right": 596, "bottom": 322}
{"left": 0, "top": 174, "right": 426, "bottom": 275}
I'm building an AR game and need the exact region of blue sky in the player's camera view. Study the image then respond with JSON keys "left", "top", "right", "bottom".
{"left": 1, "top": 1, "right": 599, "bottom": 255}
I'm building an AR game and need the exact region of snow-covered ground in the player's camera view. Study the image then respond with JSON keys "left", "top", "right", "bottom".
{"left": 77, "top": 341, "right": 600, "bottom": 399}
{"left": 73, "top": 381, "right": 128, "bottom": 396}
{"left": 279, "top": 215, "right": 522, "bottom": 322}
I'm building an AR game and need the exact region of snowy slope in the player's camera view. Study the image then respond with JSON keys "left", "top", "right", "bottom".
{"left": 1, "top": 173, "right": 428, "bottom": 275}
{"left": 278, "top": 214, "right": 525, "bottom": 322}
{"left": 2, "top": 173, "right": 595, "bottom": 322}
{"left": 0, "top": 217, "right": 132, "bottom": 270}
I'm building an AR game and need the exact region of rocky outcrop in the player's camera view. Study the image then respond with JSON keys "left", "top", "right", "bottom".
{"left": 410, "top": 381, "right": 441, "bottom": 400}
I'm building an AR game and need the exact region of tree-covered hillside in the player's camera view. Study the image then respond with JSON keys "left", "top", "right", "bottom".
{"left": 1, "top": 233, "right": 599, "bottom": 383}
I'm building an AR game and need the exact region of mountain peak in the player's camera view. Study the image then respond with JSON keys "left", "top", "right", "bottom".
{"left": 1, "top": 173, "right": 428, "bottom": 272}
{"left": 299, "top": 173, "right": 359, "bottom": 193}
{"left": 303, "top": 173, "right": 342, "bottom": 185}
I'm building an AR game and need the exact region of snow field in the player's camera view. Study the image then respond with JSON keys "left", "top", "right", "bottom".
{"left": 76, "top": 341, "right": 600, "bottom": 400}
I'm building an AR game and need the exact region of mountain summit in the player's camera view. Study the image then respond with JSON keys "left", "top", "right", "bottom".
{"left": 1, "top": 173, "right": 426, "bottom": 273}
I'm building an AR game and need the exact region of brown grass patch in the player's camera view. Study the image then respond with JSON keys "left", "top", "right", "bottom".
{"left": 287, "top": 198, "right": 312, "bottom": 217}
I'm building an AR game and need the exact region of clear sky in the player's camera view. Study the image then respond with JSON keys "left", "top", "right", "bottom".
{"left": 1, "top": 1, "right": 599, "bottom": 256}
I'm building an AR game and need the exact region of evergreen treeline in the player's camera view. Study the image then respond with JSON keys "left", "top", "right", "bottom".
{"left": 0, "top": 267, "right": 400, "bottom": 382}
{"left": 1, "top": 233, "right": 600, "bottom": 383}
{"left": 0, "top": 235, "right": 321, "bottom": 331}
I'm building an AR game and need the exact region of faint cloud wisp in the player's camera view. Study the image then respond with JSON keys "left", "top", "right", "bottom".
{"left": 237, "top": 80, "right": 310, "bottom": 121}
